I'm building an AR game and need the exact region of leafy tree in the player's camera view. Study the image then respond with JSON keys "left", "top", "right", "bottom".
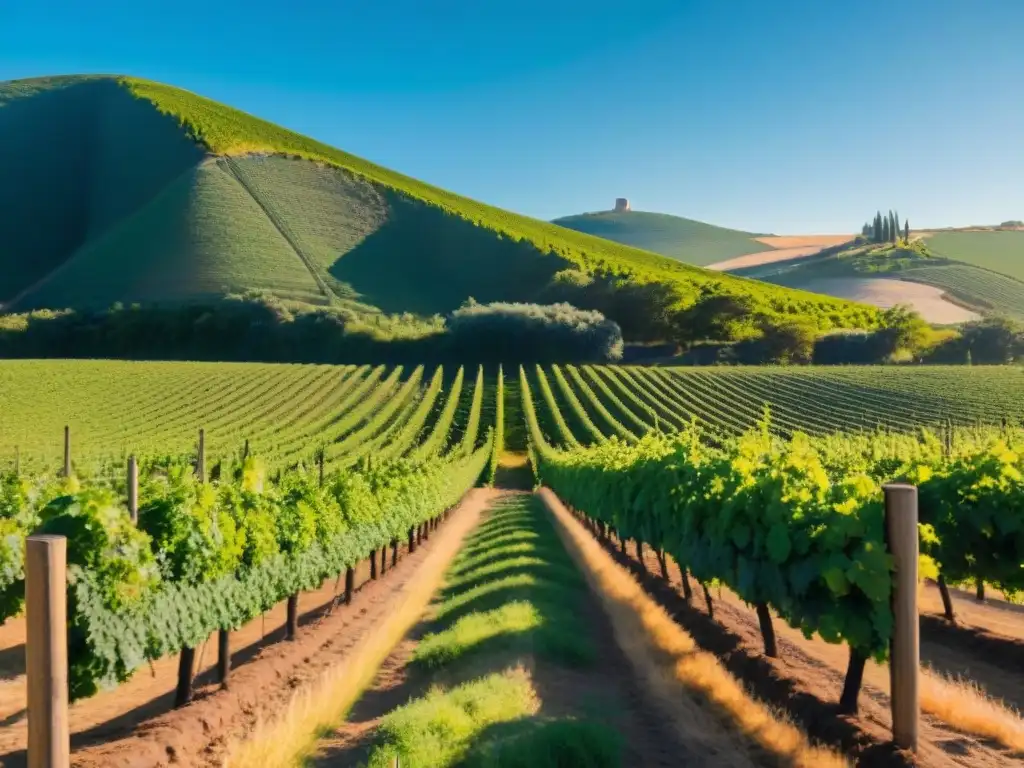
{"left": 959, "top": 317, "right": 1023, "bottom": 364}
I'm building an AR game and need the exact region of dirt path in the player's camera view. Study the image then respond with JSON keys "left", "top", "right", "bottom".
{"left": 310, "top": 491, "right": 701, "bottom": 767}
{"left": 0, "top": 490, "right": 495, "bottom": 768}
{"left": 585, "top": 523, "right": 1022, "bottom": 767}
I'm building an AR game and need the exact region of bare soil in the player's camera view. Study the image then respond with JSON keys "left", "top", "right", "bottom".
{"left": 584, "top": 525, "right": 1023, "bottom": 767}
{"left": 782, "top": 277, "right": 980, "bottom": 323}
{"left": 312, "top": 491, "right": 693, "bottom": 767}
{"left": 707, "top": 235, "right": 854, "bottom": 272}
{"left": 0, "top": 490, "right": 493, "bottom": 768}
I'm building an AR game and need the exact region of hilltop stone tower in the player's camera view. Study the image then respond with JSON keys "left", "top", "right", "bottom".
{"left": 614, "top": 197, "right": 631, "bottom": 212}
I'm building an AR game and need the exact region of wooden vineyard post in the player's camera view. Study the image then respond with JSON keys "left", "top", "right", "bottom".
{"left": 175, "top": 648, "right": 196, "bottom": 708}
{"left": 380, "top": 544, "right": 388, "bottom": 575}
{"left": 370, "top": 550, "right": 378, "bottom": 580}
{"left": 884, "top": 483, "right": 920, "bottom": 752}
{"left": 344, "top": 567, "right": 355, "bottom": 605}
{"left": 25, "top": 535, "right": 69, "bottom": 768}
{"left": 62, "top": 426, "right": 71, "bottom": 478}
{"left": 408, "top": 527, "right": 416, "bottom": 554}
{"left": 127, "top": 456, "right": 139, "bottom": 524}
{"left": 391, "top": 540, "right": 398, "bottom": 568}
{"left": 286, "top": 594, "right": 299, "bottom": 641}
{"left": 217, "top": 629, "right": 230, "bottom": 689}
{"left": 242, "top": 438, "right": 250, "bottom": 461}
{"left": 318, "top": 449, "right": 325, "bottom": 488}
{"left": 196, "top": 428, "right": 205, "bottom": 481}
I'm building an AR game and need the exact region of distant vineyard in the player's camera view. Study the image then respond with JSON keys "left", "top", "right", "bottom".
{"left": 902, "top": 263, "right": 1024, "bottom": 318}
{"left": 3, "top": 361, "right": 1023, "bottom": 474}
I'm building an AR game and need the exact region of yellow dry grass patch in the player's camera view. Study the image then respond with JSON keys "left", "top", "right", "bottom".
{"left": 921, "top": 670, "right": 1024, "bottom": 753}
{"left": 539, "top": 488, "right": 848, "bottom": 768}
{"left": 223, "top": 490, "right": 490, "bottom": 768}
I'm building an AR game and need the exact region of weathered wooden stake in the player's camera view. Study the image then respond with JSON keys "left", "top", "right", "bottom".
{"left": 884, "top": 483, "right": 920, "bottom": 752}
{"left": 702, "top": 583, "right": 714, "bottom": 619}
{"left": 344, "top": 567, "right": 355, "bottom": 605}
{"left": 370, "top": 550, "right": 378, "bottom": 580}
{"left": 217, "top": 629, "right": 230, "bottom": 688}
{"left": 26, "top": 535, "right": 69, "bottom": 768}
{"left": 839, "top": 648, "right": 867, "bottom": 714}
{"left": 755, "top": 603, "right": 778, "bottom": 658}
{"left": 391, "top": 540, "right": 399, "bottom": 567}
{"left": 196, "top": 429, "right": 206, "bottom": 481}
{"left": 408, "top": 527, "right": 416, "bottom": 553}
{"left": 975, "top": 578, "right": 985, "bottom": 602}
{"left": 380, "top": 545, "right": 388, "bottom": 575}
{"left": 175, "top": 647, "right": 196, "bottom": 707}
{"left": 62, "top": 426, "right": 71, "bottom": 478}
{"left": 679, "top": 566, "right": 694, "bottom": 601}
{"left": 937, "top": 574, "right": 955, "bottom": 622}
{"left": 127, "top": 456, "right": 139, "bottom": 524}
{"left": 286, "top": 594, "right": 299, "bottom": 640}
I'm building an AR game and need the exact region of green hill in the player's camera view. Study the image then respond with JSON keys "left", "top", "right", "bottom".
{"left": 0, "top": 75, "right": 876, "bottom": 329}
{"left": 922, "top": 230, "right": 1024, "bottom": 282}
{"left": 551, "top": 209, "right": 772, "bottom": 266}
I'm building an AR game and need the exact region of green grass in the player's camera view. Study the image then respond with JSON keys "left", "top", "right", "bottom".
{"left": 3, "top": 360, "right": 1022, "bottom": 473}
{"left": 357, "top": 495, "right": 620, "bottom": 767}
{"left": 551, "top": 209, "right": 772, "bottom": 266}
{"left": 924, "top": 231, "right": 1024, "bottom": 282}
{"left": 0, "top": 74, "right": 880, "bottom": 329}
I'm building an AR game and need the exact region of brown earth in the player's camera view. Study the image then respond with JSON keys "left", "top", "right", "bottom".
{"left": 0, "top": 490, "right": 493, "bottom": 768}
{"left": 311, "top": 490, "right": 699, "bottom": 767}
{"left": 707, "top": 235, "right": 854, "bottom": 272}
{"left": 569, "top": 516, "right": 1023, "bottom": 768}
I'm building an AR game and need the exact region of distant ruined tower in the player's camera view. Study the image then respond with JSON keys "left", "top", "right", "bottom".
{"left": 614, "top": 197, "right": 631, "bottom": 212}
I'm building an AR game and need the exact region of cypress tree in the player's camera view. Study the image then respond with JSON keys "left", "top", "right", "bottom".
{"left": 882, "top": 215, "right": 890, "bottom": 243}
{"left": 904, "top": 219, "right": 910, "bottom": 241}
{"left": 889, "top": 210, "right": 897, "bottom": 243}
{"left": 874, "top": 211, "right": 883, "bottom": 243}
{"left": 893, "top": 211, "right": 901, "bottom": 242}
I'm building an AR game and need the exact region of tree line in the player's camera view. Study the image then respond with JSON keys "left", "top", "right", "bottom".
{"left": 861, "top": 210, "right": 910, "bottom": 244}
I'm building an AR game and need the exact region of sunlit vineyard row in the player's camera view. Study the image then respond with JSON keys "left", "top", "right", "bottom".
{"left": 521, "top": 364, "right": 1024, "bottom": 448}
{"left": 3, "top": 361, "right": 1022, "bottom": 476}
{"left": 0, "top": 361, "right": 494, "bottom": 476}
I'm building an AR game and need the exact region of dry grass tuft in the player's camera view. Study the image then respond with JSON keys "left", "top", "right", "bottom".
{"left": 539, "top": 488, "right": 848, "bottom": 768}
{"left": 921, "top": 669, "right": 1024, "bottom": 753}
{"left": 224, "top": 491, "right": 489, "bottom": 768}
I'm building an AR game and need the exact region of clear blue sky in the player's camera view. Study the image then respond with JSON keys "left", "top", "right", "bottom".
{"left": 2, "top": 0, "right": 1022, "bottom": 233}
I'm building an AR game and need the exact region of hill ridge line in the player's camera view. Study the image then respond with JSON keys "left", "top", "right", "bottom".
{"left": 220, "top": 156, "right": 334, "bottom": 303}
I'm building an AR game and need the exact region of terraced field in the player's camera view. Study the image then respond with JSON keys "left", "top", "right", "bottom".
{"left": 5, "top": 360, "right": 1021, "bottom": 476}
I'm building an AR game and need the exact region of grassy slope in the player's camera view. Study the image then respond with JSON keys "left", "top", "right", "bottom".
{"left": 923, "top": 230, "right": 1024, "bottom": 282}
{"left": 0, "top": 74, "right": 877, "bottom": 326}
{"left": 739, "top": 240, "right": 1024, "bottom": 319}
{"left": 551, "top": 209, "right": 772, "bottom": 266}
{"left": 120, "top": 77, "right": 877, "bottom": 324}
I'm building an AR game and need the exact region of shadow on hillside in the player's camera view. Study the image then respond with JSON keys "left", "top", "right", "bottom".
{"left": 328, "top": 192, "right": 568, "bottom": 315}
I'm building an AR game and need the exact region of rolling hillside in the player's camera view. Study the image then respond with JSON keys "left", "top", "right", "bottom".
{"left": 922, "top": 230, "right": 1024, "bottom": 282}
{"left": 551, "top": 209, "right": 772, "bottom": 266}
{"left": 0, "top": 75, "right": 876, "bottom": 327}
{"left": 736, "top": 239, "right": 1024, "bottom": 322}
